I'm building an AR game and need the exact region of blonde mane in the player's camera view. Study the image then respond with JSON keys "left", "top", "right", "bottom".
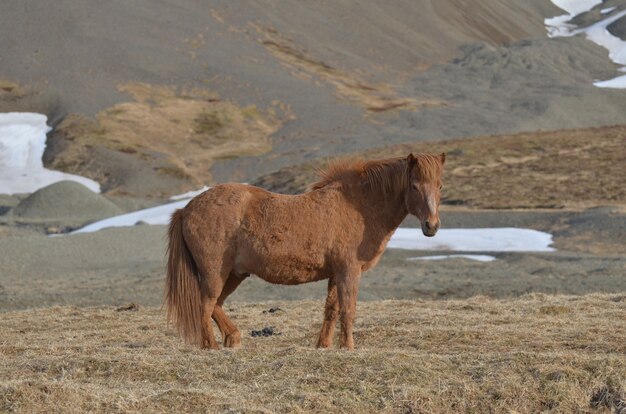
{"left": 311, "top": 154, "right": 442, "bottom": 194}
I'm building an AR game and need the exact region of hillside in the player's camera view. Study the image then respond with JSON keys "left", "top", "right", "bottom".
{"left": 0, "top": 0, "right": 556, "bottom": 115}
{"left": 2, "top": 1, "right": 626, "bottom": 195}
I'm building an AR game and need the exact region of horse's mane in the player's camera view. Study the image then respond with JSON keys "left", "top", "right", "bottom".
{"left": 311, "top": 154, "right": 441, "bottom": 194}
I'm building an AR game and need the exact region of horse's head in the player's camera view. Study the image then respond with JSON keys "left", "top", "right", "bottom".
{"left": 405, "top": 153, "right": 445, "bottom": 237}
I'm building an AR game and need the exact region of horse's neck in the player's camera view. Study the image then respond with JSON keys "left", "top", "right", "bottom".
{"left": 356, "top": 185, "right": 408, "bottom": 235}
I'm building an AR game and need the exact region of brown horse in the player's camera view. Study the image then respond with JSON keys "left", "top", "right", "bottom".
{"left": 165, "top": 153, "right": 445, "bottom": 350}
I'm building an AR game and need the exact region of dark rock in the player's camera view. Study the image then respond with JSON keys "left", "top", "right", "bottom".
{"left": 116, "top": 303, "right": 139, "bottom": 312}
{"left": 250, "top": 326, "right": 281, "bottom": 337}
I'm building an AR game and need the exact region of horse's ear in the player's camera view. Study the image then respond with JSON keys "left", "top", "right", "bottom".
{"left": 407, "top": 153, "right": 417, "bottom": 168}
{"left": 440, "top": 152, "right": 446, "bottom": 165}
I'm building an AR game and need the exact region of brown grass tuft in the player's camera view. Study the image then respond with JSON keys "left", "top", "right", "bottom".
{"left": 1, "top": 294, "right": 624, "bottom": 413}
{"left": 0, "top": 78, "right": 27, "bottom": 97}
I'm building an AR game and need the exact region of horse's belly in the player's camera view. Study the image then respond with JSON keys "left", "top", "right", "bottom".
{"left": 257, "top": 267, "right": 328, "bottom": 285}
{"left": 236, "top": 251, "right": 328, "bottom": 285}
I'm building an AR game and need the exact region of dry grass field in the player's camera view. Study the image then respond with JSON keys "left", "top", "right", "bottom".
{"left": 1, "top": 294, "right": 625, "bottom": 413}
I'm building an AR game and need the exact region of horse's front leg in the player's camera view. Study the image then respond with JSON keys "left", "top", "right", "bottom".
{"left": 316, "top": 277, "right": 338, "bottom": 348}
{"left": 336, "top": 267, "right": 362, "bottom": 350}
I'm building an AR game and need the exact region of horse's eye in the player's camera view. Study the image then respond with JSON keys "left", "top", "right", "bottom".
{"left": 412, "top": 184, "right": 419, "bottom": 191}
{"left": 439, "top": 185, "right": 443, "bottom": 190}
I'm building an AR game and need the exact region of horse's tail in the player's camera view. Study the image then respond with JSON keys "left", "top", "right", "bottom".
{"left": 165, "top": 209, "right": 202, "bottom": 344}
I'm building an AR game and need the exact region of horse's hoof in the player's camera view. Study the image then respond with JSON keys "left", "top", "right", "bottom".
{"left": 223, "top": 331, "right": 242, "bottom": 348}
{"left": 202, "top": 340, "right": 220, "bottom": 350}
{"left": 316, "top": 340, "right": 332, "bottom": 349}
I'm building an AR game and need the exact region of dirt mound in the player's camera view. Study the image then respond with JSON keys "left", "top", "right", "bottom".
{"left": 11, "top": 181, "right": 122, "bottom": 225}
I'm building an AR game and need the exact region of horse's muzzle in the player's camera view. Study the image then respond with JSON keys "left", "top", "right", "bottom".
{"left": 421, "top": 220, "right": 439, "bottom": 237}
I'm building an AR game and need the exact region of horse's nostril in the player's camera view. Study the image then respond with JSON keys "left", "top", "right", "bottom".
{"left": 422, "top": 220, "right": 439, "bottom": 235}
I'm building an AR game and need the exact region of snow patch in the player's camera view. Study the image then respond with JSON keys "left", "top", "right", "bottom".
{"left": 549, "top": 0, "right": 602, "bottom": 18}
{"left": 582, "top": 9, "right": 626, "bottom": 65}
{"left": 169, "top": 186, "right": 211, "bottom": 201}
{"left": 387, "top": 228, "right": 554, "bottom": 252}
{"left": 70, "top": 199, "right": 189, "bottom": 234}
{"left": 407, "top": 255, "right": 496, "bottom": 262}
{"left": 0, "top": 112, "right": 101, "bottom": 194}
{"left": 594, "top": 73, "right": 626, "bottom": 87}
{"left": 545, "top": 3, "right": 626, "bottom": 88}
{"left": 545, "top": 0, "right": 603, "bottom": 36}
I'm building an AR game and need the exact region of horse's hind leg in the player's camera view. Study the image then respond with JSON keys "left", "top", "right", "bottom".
{"left": 200, "top": 296, "right": 220, "bottom": 350}
{"left": 198, "top": 267, "right": 229, "bottom": 350}
{"left": 316, "top": 277, "right": 338, "bottom": 348}
{"left": 212, "top": 272, "right": 248, "bottom": 348}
